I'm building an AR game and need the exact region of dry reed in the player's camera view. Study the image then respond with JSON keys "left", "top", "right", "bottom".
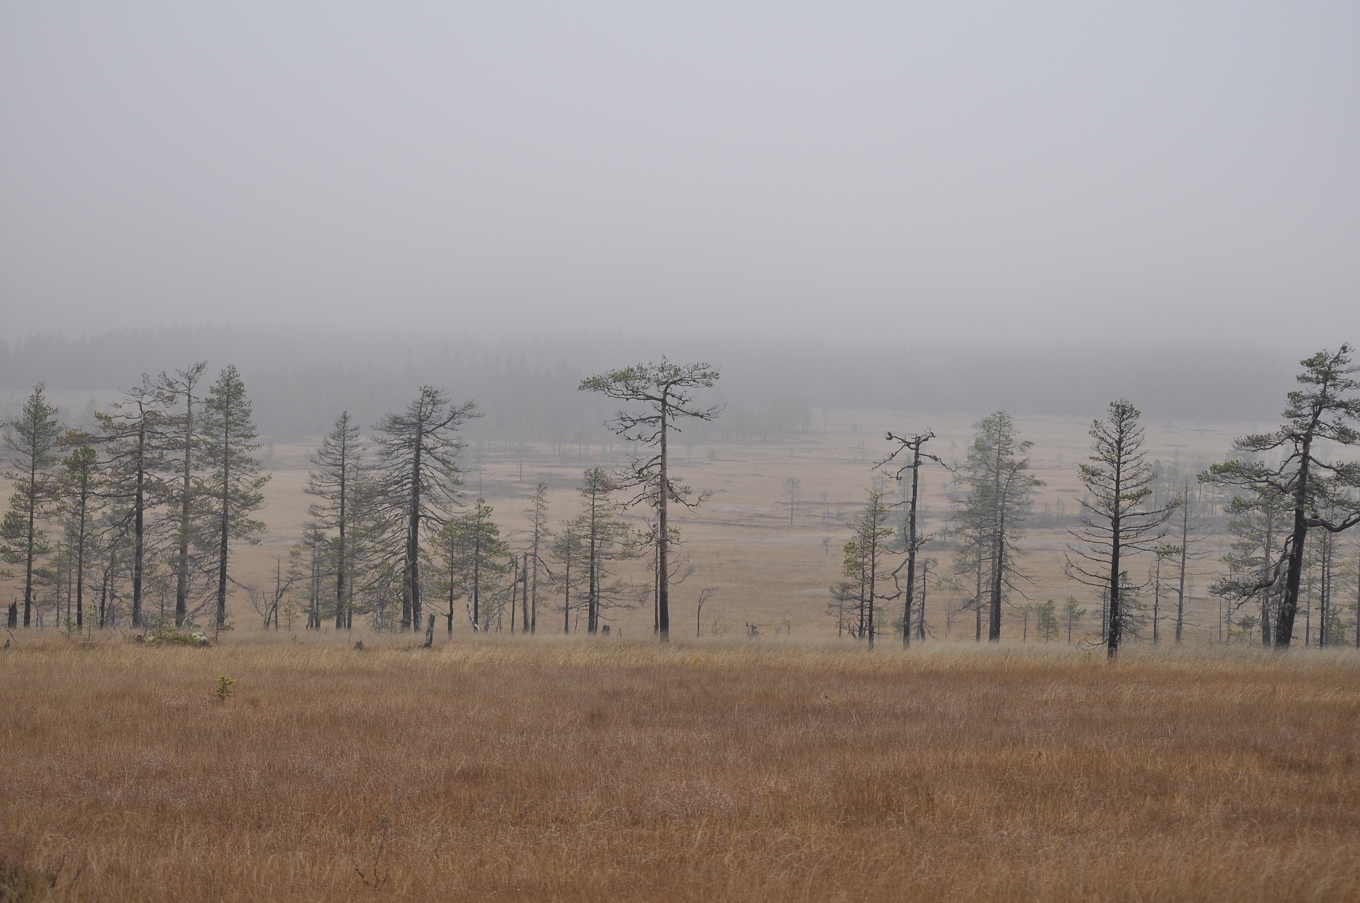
{"left": 1, "top": 635, "right": 1357, "bottom": 902}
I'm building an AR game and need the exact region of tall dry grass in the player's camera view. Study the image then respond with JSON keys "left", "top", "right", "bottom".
{"left": 2, "top": 635, "right": 1357, "bottom": 901}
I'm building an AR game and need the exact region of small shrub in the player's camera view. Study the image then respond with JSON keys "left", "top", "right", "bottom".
{"left": 143, "top": 625, "right": 211, "bottom": 648}
{"left": 215, "top": 675, "right": 236, "bottom": 701}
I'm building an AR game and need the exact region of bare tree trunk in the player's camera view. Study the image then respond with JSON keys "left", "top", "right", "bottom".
{"left": 1175, "top": 494, "right": 1189, "bottom": 644}
{"left": 1152, "top": 555, "right": 1162, "bottom": 646}
{"left": 974, "top": 552, "right": 983, "bottom": 643}
{"left": 132, "top": 417, "right": 147, "bottom": 629}
{"left": 215, "top": 418, "right": 232, "bottom": 630}
{"left": 988, "top": 508, "right": 1005, "bottom": 642}
{"left": 174, "top": 397, "right": 195, "bottom": 627}
{"left": 562, "top": 534, "right": 571, "bottom": 635}
{"left": 658, "top": 404, "right": 670, "bottom": 641}
{"left": 75, "top": 497, "right": 87, "bottom": 629}
{"left": 1276, "top": 434, "right": 1315, "bottom": 647}
{"left": 901, "top": 443, "right": 921, "bottom": 648}
{"left": 917, "top": 559, "right": 929, "bottom": 641}
{"left": 520, "top": 554, "right": 529, "bottom": 634}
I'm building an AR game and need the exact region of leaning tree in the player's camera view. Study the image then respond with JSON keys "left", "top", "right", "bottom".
{"left": 579, "top": 359, "right": 720, "bottom": 642}
{"left": 1201, "top": 345, "right": 1360, "bottom": 648}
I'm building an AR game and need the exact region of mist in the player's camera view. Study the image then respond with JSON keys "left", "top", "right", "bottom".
{"left": 0, "top": 327, "right": 1304, "bottom": 445}
{"left": 3, "top": 3, "right": 1357, "bottom": 346}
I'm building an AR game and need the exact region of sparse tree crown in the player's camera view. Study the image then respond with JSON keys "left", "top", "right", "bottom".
{"left": 579, "top": 358, "right": 720, "bottom": 641}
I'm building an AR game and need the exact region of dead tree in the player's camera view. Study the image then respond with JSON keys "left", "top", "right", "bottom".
{"left": 880, "top": 429, "right": 948, "bottom": 647}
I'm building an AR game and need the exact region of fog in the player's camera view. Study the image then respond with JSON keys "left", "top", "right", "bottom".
{"left": 0, "top": 327, "right": 1303, "bottom": 446}
{"left": 2, "top": 4, "right": 1357, "bottom": 345}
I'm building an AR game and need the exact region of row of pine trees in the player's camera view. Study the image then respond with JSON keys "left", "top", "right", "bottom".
{"left": 1, "top": 372, "right": 658, "bottom": 638}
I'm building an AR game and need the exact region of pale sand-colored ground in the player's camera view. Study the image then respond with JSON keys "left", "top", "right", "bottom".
{"left": 213, "top": 408, "right": 1283, "bottom": 644}
{"left": 3, "top": 400, "right": 1308, "bottom": 644}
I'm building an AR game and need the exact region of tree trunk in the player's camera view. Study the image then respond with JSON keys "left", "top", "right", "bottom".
{"left": 1175, "top": 495, "right": 1189, "bottom": 644}
{"left": 404, "top": 420, "right": 424, "bottom": 633}
{"left": 901, "top": 444, "right": 920, "bottom": 649}
{"left": 974, "top": 549, "right": 983, "bottom": 642}
{"left": 215, "top": 416, "right": 232, "bottom": 630}
{"left": 988, "top": 508, "right": 1005, "bottom": 642}
{"left": 658, "top": 402, "right": 670, "bottom": 642}
{"left": 22, "top": 464, "right": 36, "bottom": 628}
{"left": 75, "top": 493, "right": 87, "bottom": 629}
{"left": 562, "top": 535, "right": 571, "bottom": 634}
{"left": 174, "top": 396, "right": 195, "bottom": 627}
{"left": 335, "top": 435, "right": 348, "bottom": 630}
{"left": 1107, "top": 465, "right": 1123, "bottom": 660}
{"left": 1152, "top": 556, "right": 1161, "bottom": 646}
{"left": 132, "top": 417, "right": 147, "bottom": 629}
{"left": 520, "top": 554, "right": 529, "bottom": 634}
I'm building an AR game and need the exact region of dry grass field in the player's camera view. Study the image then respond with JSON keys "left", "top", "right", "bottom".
{"left": 2, "top": 637, "right": 1358, "bottom": 902}
{"left": 6, "top": 402, "right": 1358, "bottom": 898}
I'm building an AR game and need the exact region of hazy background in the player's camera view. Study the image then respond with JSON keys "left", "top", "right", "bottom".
{"left": 2, "top": 2, "right": 1357, "bottom": 345}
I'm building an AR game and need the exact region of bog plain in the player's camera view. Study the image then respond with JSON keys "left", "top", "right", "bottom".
{"left": 4, "top": 408, "right": 1358, "bottom": 902}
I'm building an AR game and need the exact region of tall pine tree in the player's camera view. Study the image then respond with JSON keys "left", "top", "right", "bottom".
{"left": 200, "top": 366, "right": 268, "bottom": 630}
{"left": 1, "top": 384, "right": 62, "bottom": 628}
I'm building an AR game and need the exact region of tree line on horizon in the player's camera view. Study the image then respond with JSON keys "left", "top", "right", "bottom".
{"left": 833, "top": 347, "right": 1360, "bottom": 655}
{"left": 0, "top": 358, "right": 720, "bottom": 644}
{"left": 0, "top": 326, "right": 1301, "bottom": 441}
{"left": 3, "top": 347, "right": 1358, "bottom": 655}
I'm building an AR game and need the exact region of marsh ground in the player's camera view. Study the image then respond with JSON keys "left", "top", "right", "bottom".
{"left": 2, "top": 639, "right": 1357, "bottom": 902}
{"left": 215, "top": 407, "right": 1274, "bottom": 645}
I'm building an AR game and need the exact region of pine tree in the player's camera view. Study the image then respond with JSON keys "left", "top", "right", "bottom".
{"left": 1, "top": 384, "right": 62, "bottom": 628}
{"left": 1212, "top": 487, "right": 1289, "bottom": 646}
{"left": 523, "top": 482, "right": 551, "bottom": 634}
{"left": 373, "top": 386, "right": 477, "bottom": 633}
{"left": 437, "top": 498, "right": 510, "bottom": 633}
{"left": 567, "top": 468, "right": 637, "bottom": 635}
{"left": 307, "top": 411, "right": 363, "bottom": 630}
{"left": 550, "top": 524, "right": 587, "bottom": 634}
{"left": 881, "top": 429, "right": 948, "bottom": 647}
{"left": 56, "top": 435, "right": 101, "bottom": 629}
{"left": 579, "top": 360, "right": 720, "bottom": 641}
{"left": 94, "top": 380, "right": 170, "bottom": 628}
{"left": 838, "top": 490, "right": 894, "bottom": 648}
{"left": 1067, "top": 400, "right": 1178, "bottom": 659}
{"left": 1201, "top": 345, "right": 1360, "bottom": 647}
{"left": 957, "top": 412, "right": 1042, "bottom": 642}
{"left": 152, "top": 362, "right": 209, "bottom": 627}
{"left": 200, "top": 365, "right": 268, "bottom": 631}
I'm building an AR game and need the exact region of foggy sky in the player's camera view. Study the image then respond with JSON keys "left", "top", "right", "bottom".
{"left": 2, "top": 3, "right": 1357, "bottom": 344}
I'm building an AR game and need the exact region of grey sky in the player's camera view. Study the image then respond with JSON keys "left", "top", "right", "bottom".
{"left": 2, "top": 3, "right": 1356, "bottom": 343}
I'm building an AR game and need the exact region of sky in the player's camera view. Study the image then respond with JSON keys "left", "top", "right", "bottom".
{"left": 1, "top": 2, "right": 1357, "bottom": 345}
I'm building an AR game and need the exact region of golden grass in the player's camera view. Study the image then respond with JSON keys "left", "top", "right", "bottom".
{"left": 3, "top": 636, "right": 1357, "bottom": 901}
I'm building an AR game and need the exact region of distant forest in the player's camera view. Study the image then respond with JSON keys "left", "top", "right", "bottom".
{"left": 0, "top": 326, "right": 1300, "bottom": 442}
